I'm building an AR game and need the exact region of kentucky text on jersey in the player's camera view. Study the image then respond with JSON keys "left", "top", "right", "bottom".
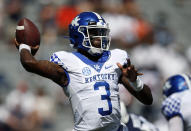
{"left": 85, "top": 73, "right": 116, "bottom": 83}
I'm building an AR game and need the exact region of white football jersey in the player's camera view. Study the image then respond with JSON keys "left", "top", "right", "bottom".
{"left": 162, "top": 90, "right": 191, "bottom": 130}
{"left": 50, "top": 49, "right": 129, "bottom": 131}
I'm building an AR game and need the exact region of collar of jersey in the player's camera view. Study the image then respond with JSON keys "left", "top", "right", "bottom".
{"left": 73, "top": 51, "right": 111, "bottom": 72}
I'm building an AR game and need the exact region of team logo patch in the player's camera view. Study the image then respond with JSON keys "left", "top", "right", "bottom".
{"left": 82, "top": 67, "right": 91, "bottom": 76}
{"left": 93, "top": 64, "right": 100, "bottom": 71}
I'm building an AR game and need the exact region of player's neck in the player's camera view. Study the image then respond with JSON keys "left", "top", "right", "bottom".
{"left": 77, "top": 49, "right": 102, "bottom": 61}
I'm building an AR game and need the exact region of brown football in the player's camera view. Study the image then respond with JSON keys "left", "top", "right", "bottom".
{"left": 15, "top": 18, "right": 40, "bottom": 55}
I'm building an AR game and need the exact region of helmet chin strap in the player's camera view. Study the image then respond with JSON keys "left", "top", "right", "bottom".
{"left": 88, "top": 48, "right": 103, "bottom": 56}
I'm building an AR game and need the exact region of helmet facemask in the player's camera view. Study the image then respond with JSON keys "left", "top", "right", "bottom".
{"left": 78, "top": 23, "right": 111, "bottom": 56}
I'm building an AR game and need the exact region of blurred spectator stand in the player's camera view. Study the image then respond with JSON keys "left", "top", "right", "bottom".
{"left": 55, "top": 5, "right": 79, "bottom": 36}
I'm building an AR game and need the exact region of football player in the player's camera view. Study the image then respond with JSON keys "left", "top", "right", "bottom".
{"left": 15, "top": 12, "right": 153, "bottom": 131}
{"left": 162, "top": 74, "right": 191, "bottom": 131}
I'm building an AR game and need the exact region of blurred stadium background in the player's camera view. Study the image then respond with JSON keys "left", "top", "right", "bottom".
{"left": 0, "top": 0, "right": 191, "bottom": 130}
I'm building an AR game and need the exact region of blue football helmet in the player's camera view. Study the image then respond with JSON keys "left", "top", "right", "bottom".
{"left": 69, "top": 12, "right": 111, "bottom": 56}
{"left": 163, "top": 74, "right": 191, "bottom": 97}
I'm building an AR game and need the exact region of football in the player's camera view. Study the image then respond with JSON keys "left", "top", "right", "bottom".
{"left": 15, "top": 18, "right": 40, "bottom": 55}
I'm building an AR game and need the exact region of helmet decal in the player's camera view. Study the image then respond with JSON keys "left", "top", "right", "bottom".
{"left": 71, "top": 16, "right": 80, "bottom": 27}
{"left": 163, "top": 81, "right": 171, "bottom": 91}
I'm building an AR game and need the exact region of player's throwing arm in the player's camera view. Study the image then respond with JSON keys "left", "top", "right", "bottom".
{"left": 14, "top": 18, "right": 68, "bottom": 87}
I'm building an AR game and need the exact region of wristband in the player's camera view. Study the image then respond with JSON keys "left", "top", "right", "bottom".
{"left": 128, "top": 76, "right": 144, "bottom": 92}
{"left": 19, "top": 44, "right": 31, "bottom": 53}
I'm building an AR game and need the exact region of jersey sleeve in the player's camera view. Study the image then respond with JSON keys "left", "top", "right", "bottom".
{"left": 111, "top": 49, "right": 130, "bottom": 84}
{"left": 50, "top": 52, "right": 69, "bottom": 70}
{"left": 50, "top": 52, "right": 64, "bottom": 66}
{"left": 49, "top": 52, "right": 70, "bottom": 88}
{"left": 111, "top": 49, "right": 129, "bottom": 66}
{"left": 161, "top": 97, "right": 182, "bottom": 120}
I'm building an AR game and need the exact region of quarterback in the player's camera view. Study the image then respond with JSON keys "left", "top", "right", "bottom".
{"left": 15, "top": 12, "right": 153, "bottom": 131}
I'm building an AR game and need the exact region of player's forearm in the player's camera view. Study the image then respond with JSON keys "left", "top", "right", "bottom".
{"left": 20, "top": 49, "right": 68, "bottom": 86}
{"left": 20, "top": 49, "right": 56, "bottom": 77}
{"left": 121, "top": 77, "right": 153, "bottom": 105}
{"left": 133, "top": 84, "right": 153, "bottom": 105}
{"left": 20, "top": 49, "right": 38, "bottom": 73}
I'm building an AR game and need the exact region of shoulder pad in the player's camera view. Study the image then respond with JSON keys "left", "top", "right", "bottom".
{"left": 161, "top": 97, "right": 182, "bottom": 120}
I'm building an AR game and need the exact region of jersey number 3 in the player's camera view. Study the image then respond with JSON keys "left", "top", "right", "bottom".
{"left": 94, "top": 81, "right": 112, "bottom": 116}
